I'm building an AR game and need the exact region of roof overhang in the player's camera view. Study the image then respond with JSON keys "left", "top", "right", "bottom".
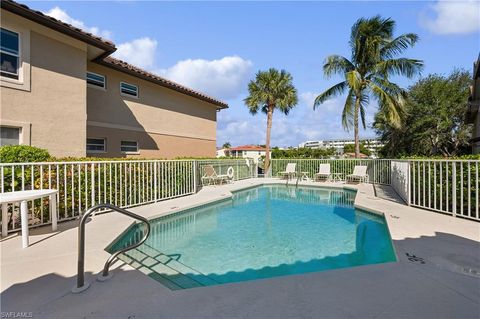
{"left": 2, "top": 0, "right": 116, "bottom": 58}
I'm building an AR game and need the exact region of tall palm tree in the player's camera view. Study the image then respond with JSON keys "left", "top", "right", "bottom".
{"left": 314, "top": 16, "right": 423, "bottom": 158}
{"left": 245, "top": 68, "right": 298, "bottom": 172}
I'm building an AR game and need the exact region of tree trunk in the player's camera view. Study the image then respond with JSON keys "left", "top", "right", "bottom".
{"left": 354, "top": 98, "right": 360, "bottom": 158}
{"left": 264, "top": 105, "right": 273, "bottom": 173}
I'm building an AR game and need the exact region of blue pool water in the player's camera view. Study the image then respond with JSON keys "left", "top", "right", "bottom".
{"left": 109, "top": 185, "right": 396, "bottom": 289}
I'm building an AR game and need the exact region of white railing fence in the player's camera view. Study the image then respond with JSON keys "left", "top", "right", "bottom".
{"left": 270, "top": 158, "right": 479, "bottom": 222}
{"left": 407, "top": 159, "right": 479, "bottom": 221}
{"left": 0, "top": 159, "right": 255, "bottom": 234}
{"left": 1, "top": 157, "right": 478, "bottom": 234}
{"left": 195, "top": 159, "right": 256, "bottom": 186}
{"left": 269, "top": 159, "right": 392, "bottom": 184}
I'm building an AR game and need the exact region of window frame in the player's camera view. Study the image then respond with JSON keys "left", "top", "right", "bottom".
{"left": 120, "top": 81, "right": 138, "bottom": 98}
{"left": 86, "top": 71, "right": 106, "bottom": 90}
{"left": 120, "top": 140, "right": 139, "bottom": 154}
{"left": 86, "top": 138, "right": 107, "bottom": 154}
{"left": 0, "top": 27, "right": 21, "bottom": 81}
{"left": 0, "top": 126, "right": 21, "bottom": 146}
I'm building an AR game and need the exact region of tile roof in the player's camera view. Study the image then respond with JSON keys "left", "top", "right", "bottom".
{"left": 99, "top": 57, "right": 228, "bottom": 109}
{"left": 229, "top": 145, "right": 267, "bottom": 151}
{"left": 1, "top": 0, "right": 115, "bottom": 52}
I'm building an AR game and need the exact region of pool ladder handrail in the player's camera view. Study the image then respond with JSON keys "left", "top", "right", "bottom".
{"left": 72, "top": 203, "right": 151, "bottom": 293}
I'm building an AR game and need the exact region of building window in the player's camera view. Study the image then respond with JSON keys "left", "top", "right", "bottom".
{"left": 121, "top": 141, "right": 139, "bottom": 153}
{"left": 86, "top": 138, "right": 106, "bottom": 153}
{"left": 0, "top": 126, "right": 20, "bottom": 145}
{"left": 86, "top": 72, "right": 105, "bottom": 89}
{"left": 120, "top": 82, "right": 138, "bottom": 98}
{"left": 1, "top": 28, "right": 20, "bottom": 80}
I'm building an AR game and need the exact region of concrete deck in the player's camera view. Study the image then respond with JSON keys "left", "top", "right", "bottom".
{"left": 1, "top": 178, "right": 479, "bottom": 319}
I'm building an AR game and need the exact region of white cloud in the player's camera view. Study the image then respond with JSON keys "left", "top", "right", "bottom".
{"left": 421, "top": 0, "right": 480, "bottom": 34}
{"left": 113, "top": 37, "right": 158, "bottom": 69}
{"left": 44, "top": 7, "right": 112, "bottom": 39}
{"left": 299, "top": 92, "right": 318, "bottom": 109}
{"left": 300, "top": 91, "right": 341, "bottom": 113}
{"left": 158, "top": 56, "right": 253, "bottom": 100}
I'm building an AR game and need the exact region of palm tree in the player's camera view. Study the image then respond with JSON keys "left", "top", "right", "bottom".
{"left": 314, "top": 16, "right": 423, "bottom": 158}
{"left": 222, "top": 142, "right": 231, "bottom": 149}
{"left": 245, "top": 68, "right": 298, "bottom": 171}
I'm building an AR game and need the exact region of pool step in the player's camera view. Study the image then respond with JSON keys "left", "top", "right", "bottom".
{"left": 118, "top": 245, "right": 218, "bottom": 290}
{"left": 140, "top": 244, "right": 219, "bottom": 286}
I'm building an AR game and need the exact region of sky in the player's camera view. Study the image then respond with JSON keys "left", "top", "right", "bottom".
{"left": 24, "top": 0, "right": 480, "bottom": 147}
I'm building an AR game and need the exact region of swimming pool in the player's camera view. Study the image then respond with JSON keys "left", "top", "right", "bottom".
{"left": 109, "top": 185, "right": 396, "bottom": 289}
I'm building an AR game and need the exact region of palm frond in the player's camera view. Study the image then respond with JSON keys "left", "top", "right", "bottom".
{"left": 313, "top": 81, "right": 347, "bottom": 109}
{"left": 381, "top": 33, "right": 419, "bottom": 59}
{"left": 374, "top": 58, "right": 423, "bottom": 78}
{"left": 359, "top": 93, "right": 369, "bottom": 129}
{"left": 323, "top": 55, "right": 355, "bottom": 78}
{"left": 342, "top": 89, "right": 355, "bottom": 130}
{"left": 345, "top": 70, "right": 363, "bottom": 92}
{"left": 368, "top": 81, "right": 405, "bottom": 128}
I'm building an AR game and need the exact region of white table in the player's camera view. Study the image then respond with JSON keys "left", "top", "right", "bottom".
{"left": 0, "top": 189, "right": 58, "bottom": 248}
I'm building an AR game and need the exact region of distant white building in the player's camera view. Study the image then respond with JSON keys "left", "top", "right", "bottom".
{"left": 298, "top": 138, "right": 384, "bottom": 156}
{"left": 217, "top": 145, "right": 271, "bottom": 164}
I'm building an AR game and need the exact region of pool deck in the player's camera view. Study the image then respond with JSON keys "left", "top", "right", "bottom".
{"left": 1, "top": 178, "right": 479, "bottom": 318}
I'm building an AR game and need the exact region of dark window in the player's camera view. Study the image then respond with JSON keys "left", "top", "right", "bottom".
{"left": 1, "top": 28, "right": 19, "bottom": 79}
{"left": 120, "top": 82, "right": 138, "bottom": 97}
{"left": 86, "top": 138, "right": 106, "bottom": 152}
{"left": 86, "top": 72, "right": 105, "bottom": 88}
{"left": 121, "top": 141, "right": 138, "bottom": 153}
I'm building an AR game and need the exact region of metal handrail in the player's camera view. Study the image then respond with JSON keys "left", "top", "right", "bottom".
{"left": 73, "top": 203, "right": 151, "bottom": 293}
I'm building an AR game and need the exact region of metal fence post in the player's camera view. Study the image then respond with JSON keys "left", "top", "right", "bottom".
{"left": 193, "top": 160, "right": 197, "bottom": 193}
{"left": 452, "top": 162, "right": 456, "bottom": 217}
{"left": 154, "top": 161, "right": 158, "bottom": 202}
{"left": 407, "top": 161, "right": 411, "bottom": 206}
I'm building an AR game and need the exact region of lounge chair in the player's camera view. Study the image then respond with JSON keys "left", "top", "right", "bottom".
{"left": 201, "top": 165, "right": 229, "bottom": 186}
{"left": 346, "top": 166, "right": 369, "bottom": 183}
{"left": 314, "top": 164, "right": 331, "bottom": 181}
{"left": 278, "top": 163, "right": 297, "bottom": 180}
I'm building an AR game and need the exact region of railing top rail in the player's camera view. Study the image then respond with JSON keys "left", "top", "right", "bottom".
{"left": 271, "top": 159, "right": 393, "bottom": 162}
{"left": 0, "top": 159, "right": 194, "bottom": 166}
{"left": 391, "top": 159, "right": 480, "bottom": 163}
{"left": 271, "top": 158, "right": 479, "bottom": 162}
{"left": 0, "top": 158, "right": 253, "bottom": 167}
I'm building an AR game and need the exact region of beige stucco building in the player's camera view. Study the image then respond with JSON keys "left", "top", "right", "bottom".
{"left": 0, "top": 0, "right": 227, "bottom": 159}
{"left": 467, "top": 55, "right": 480, "bottom": 154}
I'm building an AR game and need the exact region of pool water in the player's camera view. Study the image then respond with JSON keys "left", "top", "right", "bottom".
{"left": 109, "top": 185, "right": 396, "bottom": 289}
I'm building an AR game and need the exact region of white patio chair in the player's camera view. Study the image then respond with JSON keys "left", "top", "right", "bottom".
{"left": 278, "top": 163, "right": 297, "bottom": 180}
{"left": 201, "top": 165, "right": 229, "bottom": 186}
{"left": 314, "top": 164, "right": 331, "bottom": 181}
{"left": 346, "top": 165, "right": 369, "bottom": 183}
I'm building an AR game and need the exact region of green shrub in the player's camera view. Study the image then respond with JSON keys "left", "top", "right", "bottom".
{"left": 0, "top": 145, "right": 51, "bottom": 163}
